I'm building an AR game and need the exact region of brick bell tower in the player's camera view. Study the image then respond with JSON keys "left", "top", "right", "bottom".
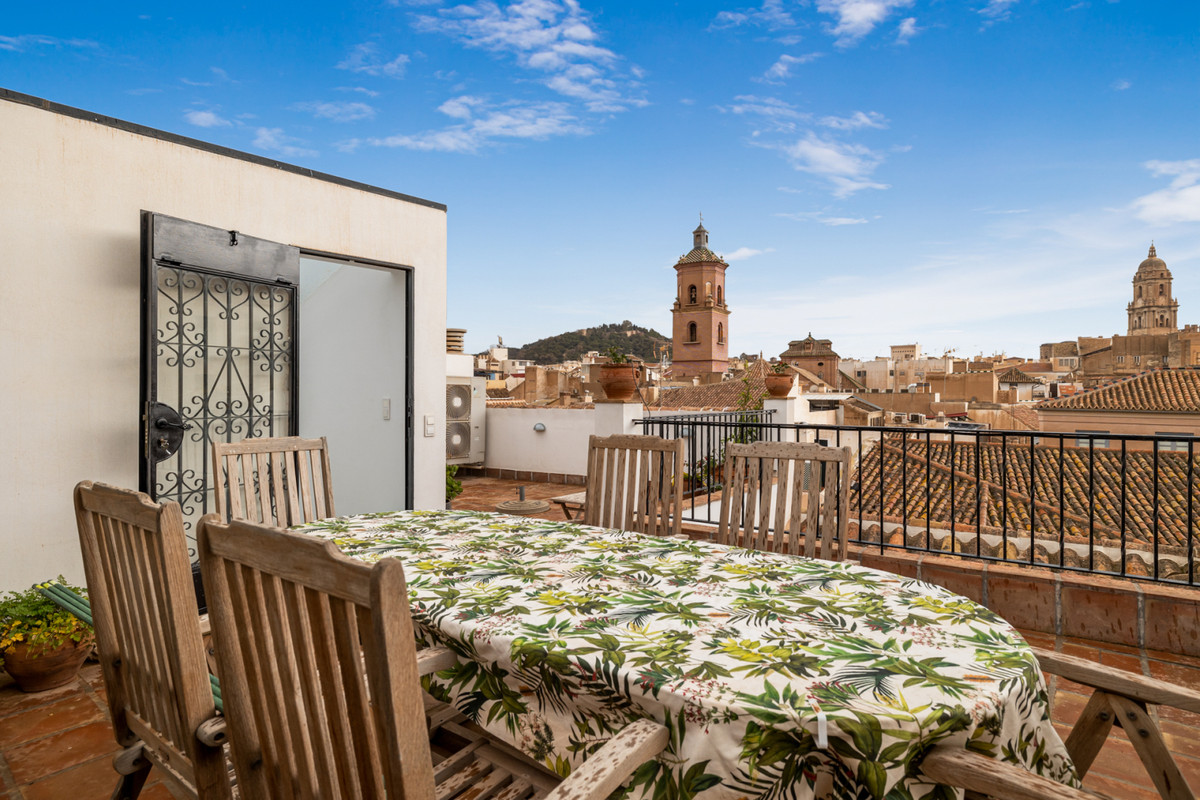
{"left": 671, "top": 219, "right": 730, "bottom": 379}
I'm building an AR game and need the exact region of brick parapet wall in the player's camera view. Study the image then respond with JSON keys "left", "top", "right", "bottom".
{"left": 850, "top": 546, "right": 1200, "bottom": 657}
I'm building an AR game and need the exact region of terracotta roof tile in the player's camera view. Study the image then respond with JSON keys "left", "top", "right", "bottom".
{"left": 652, "top": 360, "right": 768, "bottom": 410}
{"left": 996, "top": 367, "right": 1040, "bottom": 384}
{"left": 1037, "top": 368, "right": 1200, "bottom": 412}
{"left": 675, "top": 246, "right": 728, "bottom": 265}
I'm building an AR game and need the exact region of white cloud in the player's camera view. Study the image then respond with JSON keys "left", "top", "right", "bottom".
{"left": 979, "top": 0, "right": 1018, "bottom": 22}
{"left": 253, "top": 128, "right": 318, "bottom": 159}
{"left": 369, "top": 98, "right": 586, "bottom": 153}
{"left": 337, "top": 86, "right": 381, "bottom": 97}
{"left": 1112, "top": 78, "right": 1131, "bottom": 91}
{"left": 777, "top": 211, "right": 870, "bottom": 225}
{"left": 768, "top": 132, "right": 889, "bottom": 197}
{"left": 184, "top": 110, "right": 231, "bottom": 127}
{"left": 719, "top": 95, "right": 807, "bottom": 133}
{"left": 292, "top": 101, "right": 376, "bottom": 122}
{"left": 413, "top": 0, "right": 643, "bottom": 112}
{"left": 757, "top": 53, "right": 822, "bottom": 84}
{"left": 820, "top": 110, "right": 888, "bottom": 130}
{"left": 1132, "top": 160, "right": 1200, "bottom": 225}
{"left": 815, "top": 0, "right": 915, "bottom": 47}
{"left": 896, "top": 17, "right": 919, "bottom": 43}
{"left": 720, "top": 247, "right": 775, "bottom": 261}
{"left": 0, "top": 34, "right": 98, "bottom": 52}
{"left": 337, "top": 43, "right": 410, "bottom": 78}
{"left": 710, "top": 0, "right": 795, "bottom": 31}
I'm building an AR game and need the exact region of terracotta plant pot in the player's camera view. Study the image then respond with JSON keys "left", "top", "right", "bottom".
{"left": 2, "top": 636, "right": 93, "bottom": 692}
{"left": 599, "top": 364, "right": 638, "bottom": 402}
{"left": 765, "top": 373, "right": 794, "bottom": 398}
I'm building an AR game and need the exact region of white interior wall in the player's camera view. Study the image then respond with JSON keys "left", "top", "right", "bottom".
{"left": 0, "top": 96, "right": 447, "bottom": 591}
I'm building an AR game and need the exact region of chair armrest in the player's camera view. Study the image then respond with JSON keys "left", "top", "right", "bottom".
{"left": 416, "top": 646, "right": 459, "bottom": 676}
{"left": 918, "top": 745, "right": 1107, "bottom": 800}
{"left": 1031, "top": 646, "right": 1200, "bottom": 713}
{"left": 542, "top": 719, "right": 668, "bottom": 800}
{"left": 195, "top": 716, "right": 228, "bottom": 748}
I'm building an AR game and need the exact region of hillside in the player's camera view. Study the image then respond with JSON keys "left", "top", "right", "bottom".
{"left": 508, "top": 321, "right": 670, "bottom": 364}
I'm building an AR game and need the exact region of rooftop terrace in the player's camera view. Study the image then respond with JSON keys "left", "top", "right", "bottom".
{"left": 1, "top": 474, "right": 1197, "bottom": 799}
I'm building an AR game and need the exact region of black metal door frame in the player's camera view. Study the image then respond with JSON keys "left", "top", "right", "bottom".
{"left": 138, "top": 211, "right": 300, "bottom": 514}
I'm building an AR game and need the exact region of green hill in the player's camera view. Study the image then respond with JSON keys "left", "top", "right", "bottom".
{"left": 508, "top": 321, "right": 670, "bottom": 364}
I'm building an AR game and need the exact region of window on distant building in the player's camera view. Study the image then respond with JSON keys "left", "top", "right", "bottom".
{"left": 716, "top": 285, "right": 723, "bottom": 305}
{"left": 1157, "top": 433, "right": 1193, "bottom": 452}
{"left": 1160, "top": 283, "right": 1165, "bottom": 296}
{"left": 687, "top": 322, "right": 698, "bottom": 342}
{"left": 1134, "top": 355, "right": 1141, "bottom": 365}
{"left": 1138, "top": 286, "right": 1143, "bottom": 299}
{"left": 717, "top": 322, "right": 724, "bottom": 344}
{"left": 1075, "top": 430, "right": 1110, "bottom": 449}
{"left": 688, "top": 285, "right": 697, "bottom": 304}
{"left": 1117, "top": 355, "right": 1125, "bottom": 363}
{"left": 856, "top": 370, "right": 866, "bottom": 378}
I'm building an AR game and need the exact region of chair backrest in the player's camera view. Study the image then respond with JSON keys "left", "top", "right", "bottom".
{"left": 73, "top": 481, "right": 230, "bottom": 799}
{"left": 196, "top": 515, "right": 433, "bottom": 800}
{"left": 584, "top": 434, "right": 685, "bottom": 537}
{"left": 211, "top": 436, "right": 335, "bottom": 525}
{"left": 716, "top": 442, "right": 852, "bottom": 560}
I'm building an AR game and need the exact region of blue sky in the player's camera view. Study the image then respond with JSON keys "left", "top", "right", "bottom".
{"left": 5, "top": 0, "right": 1200, "bottom": 360}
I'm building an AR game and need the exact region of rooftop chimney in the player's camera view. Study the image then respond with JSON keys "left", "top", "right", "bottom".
{"left": 446, "top": 328, "right": 466, "bottom": 354}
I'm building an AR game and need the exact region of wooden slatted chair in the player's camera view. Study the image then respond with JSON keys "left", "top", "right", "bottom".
{"left": 73, "top": 481, "right": 230, "bottom": 800}
{"left": 196, "top": 515, "right": 668, "bottom": 800}
{"left": 717, "top": 442, "right": 853, "bottom": 560}
{"left": 583, "top": 434, "right": 685, "bottom": 537}
{"left": 1032, "top": 646, "right": 1200, "bottom": 800}
{"left": 212, "top": 435, "right": 335, "bottom": 525}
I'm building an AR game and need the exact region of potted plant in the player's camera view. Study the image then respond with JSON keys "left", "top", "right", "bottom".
{"left": 598, "top": 347, "right": 638, "bottom": 402}
{"left": 446, "top": 464, "right": 464, "bottom": 509}
{"left": 1, "top": 579, "right": 94, "bottom": 692}
{"left": 765, "top": 363, "right": 794, "bottom": 398}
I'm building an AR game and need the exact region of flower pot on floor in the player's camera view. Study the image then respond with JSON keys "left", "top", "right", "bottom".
{"left": 2, "top": 637, "right": 93, "bottom": 692}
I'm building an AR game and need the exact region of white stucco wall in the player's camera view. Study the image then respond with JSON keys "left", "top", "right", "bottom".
{"left": 485, "top": 408, "right": 598, "bottom": 476}
{"left": 0, "top": 95, "right": 447, "bottom": 591}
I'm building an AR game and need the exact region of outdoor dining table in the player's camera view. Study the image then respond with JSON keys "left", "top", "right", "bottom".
{"left": 293, "top": 509, "right": 1080, "bottom": 800}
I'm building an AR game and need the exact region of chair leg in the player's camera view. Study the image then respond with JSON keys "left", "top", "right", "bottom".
{"left": 110, "top": 762, "right": 151, "bottom": 800}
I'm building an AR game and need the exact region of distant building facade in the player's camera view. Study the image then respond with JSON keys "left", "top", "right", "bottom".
{"left": 781, "top": 334, "right": 842, "bottom": 387}
{"left": 670, "top": 222, "right": 730, "bottom": 379}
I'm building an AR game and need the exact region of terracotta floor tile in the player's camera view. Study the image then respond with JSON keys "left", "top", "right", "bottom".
{"left": 1080, "top": 770, "right": 1163, "bottom": 800}
{"left": 139, "top": 780, "right": 180, "bottom": 799}
{"left": 19, "top": 753, "right": 118, "bottom": 800}
{"left": 4, "top": 720, "right": 118, "bottom": 784}
{"left": 0, "top": 694, "right": 103, "bottom": 749}
{"left": 0, "top": 678, "right": 85, "bottom": 719}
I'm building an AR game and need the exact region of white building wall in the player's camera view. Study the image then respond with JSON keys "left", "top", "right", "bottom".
{"left": 485, "top": 407, "right": 598, "bottom": 476}
{"left": 0, "top": 95, "right": 447, "bottom": 591}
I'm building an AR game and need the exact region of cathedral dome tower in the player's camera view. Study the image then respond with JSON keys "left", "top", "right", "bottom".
{"left": 1128, "top": 244, "right": 1179, "bottom": 336}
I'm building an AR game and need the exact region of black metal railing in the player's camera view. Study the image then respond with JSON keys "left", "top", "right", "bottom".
{"left": 634, "top": 415, "right": 1198, "bottom": 585}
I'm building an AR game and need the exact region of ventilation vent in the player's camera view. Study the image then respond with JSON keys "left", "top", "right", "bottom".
{"left": 447, "top": 421, "right": 471, "bottom": 459}
{"left": 446, "top": 385, "right": 471, "bottom": 420}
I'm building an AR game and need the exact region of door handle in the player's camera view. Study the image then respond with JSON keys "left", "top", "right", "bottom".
{"left": 155, "top": 418, "right": 194, "bottom": 431}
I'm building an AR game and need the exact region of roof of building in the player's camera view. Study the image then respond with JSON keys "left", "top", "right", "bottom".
{"left": 1037, "top": 368, "right": 1200, "bottom": 413}
{"left": 651, "top": 360, "right": 770, "bottom": 410}
{"left": 851, "top": 439, "right": 1193, "bottom": 557}
{"left": 1007, "top": 405, "right": 1041, "bottom": 430}
{"left": 486, "top": 387, "right": 512, "bottom": 399}
{"left": 1136, "top": 244, "right": 1171, "bottom": 280}
{"left": 675, "top": 246, "right": 728, "bottom": 265}
{"left": 996, "top": 367, "right": 1040, "bottom": 384}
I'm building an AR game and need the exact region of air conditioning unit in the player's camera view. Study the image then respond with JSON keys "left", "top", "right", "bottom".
{"left": 909, "top": 413, "right": 927, "bottom": 424}
{"left": 446, "top": 376, "right": 487, "bottom": 465}
{"left": 891, "top": 412, "right": 906, "bottom": 424}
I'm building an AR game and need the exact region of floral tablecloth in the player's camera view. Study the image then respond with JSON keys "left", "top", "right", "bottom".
{"left": 295, "top": 510, "right": 1078, "bottom": 800}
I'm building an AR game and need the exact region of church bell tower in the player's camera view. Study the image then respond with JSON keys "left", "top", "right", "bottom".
{"left": 670, "top": 220, "right": 730, "bottom": 378}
